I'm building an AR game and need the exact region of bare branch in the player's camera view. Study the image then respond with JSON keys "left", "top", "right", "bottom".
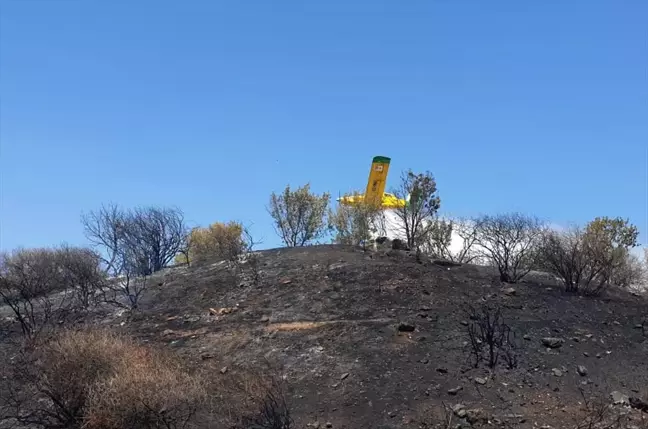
{"left": 472, "top": 213, "right": 546, "bottom": 283}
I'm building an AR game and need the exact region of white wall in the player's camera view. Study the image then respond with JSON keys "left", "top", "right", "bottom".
{"left": 374, "top": 210, "right": 485, "bottom": 261}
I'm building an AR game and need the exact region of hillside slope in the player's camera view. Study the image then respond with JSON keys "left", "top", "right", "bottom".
{"left": 111, "top": 245, "right": 648, "bottom": 428}
{"left": 2, "top": 244, "right": 647, "bottom": 428}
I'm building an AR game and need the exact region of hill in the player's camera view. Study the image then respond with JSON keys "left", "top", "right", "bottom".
{"left": 2, "top": 244, "right": 648, "bottom": 428}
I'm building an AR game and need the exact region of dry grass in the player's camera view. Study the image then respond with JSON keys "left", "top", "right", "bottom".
{"left": 215, "top": 363, "right": 293, "bottom": 429}
{"left": 2, "top": 328, "right": 208, "bottom": 429}
{"left": 266, "top": 318, "right": 393, "bottom": 332}
{"left": 84, "top": 348, "right": 207, "bottom": 429}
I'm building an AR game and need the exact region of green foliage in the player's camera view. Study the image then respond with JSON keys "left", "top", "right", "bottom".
{"left": 392, "top": 170, "right": 441, "bottom": 249}
{"left": 538, "top": 217, "right": 641, "bottom": 295}
{"left": 421, "top": 218, "right": 453, "bottom": 257}
{"left": 407, "top": 170, "right": 441, "bottom": 215}
{"left": 268, "top": 183, "right": 331, "bottom": 247}
{"left": 328, "top": 191, "right": 384, "bottom": 247}
{"left": 584, "top": 216, "right": 639, "bottom": 251}
{"left": 583, "top": 216, "right": 640, "bottom": 290}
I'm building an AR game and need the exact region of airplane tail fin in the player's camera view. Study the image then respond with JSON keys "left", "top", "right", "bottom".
{"left": 365, "top": 156, "right": 391, "bottom": 206}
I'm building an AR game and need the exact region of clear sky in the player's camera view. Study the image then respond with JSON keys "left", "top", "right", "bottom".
{"left": 1, "top": 0, "right": 647, "bottom": 252}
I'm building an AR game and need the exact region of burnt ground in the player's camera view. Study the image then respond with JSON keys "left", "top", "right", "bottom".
{"left": 2, "top": 244, "right": 648, "bottom": 428}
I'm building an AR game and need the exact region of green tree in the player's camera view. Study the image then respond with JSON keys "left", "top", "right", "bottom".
{"left": 391, "top": 170, "right": 441, "bottom": 249}
{"left": 537, "top": 217, "right": 640, "bottom": 295}
{"left": 268, "top": 183, "right": 331, "bottom": 247}
{"left": 583, "top": 216, "right": 639, "bottom": 288}
{"left": 329, "top": 191, "right": 384, "bottom": 247}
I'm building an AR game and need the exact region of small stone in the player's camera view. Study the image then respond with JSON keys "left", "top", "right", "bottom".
{"left": 474, "top": 377, "right": 487, "bottom": 385}
{"left": 613, "top": 321, "right": 621, "bottom": 326}
{"left": 542, "top": 337, "right": 564, "bottom": 348}
{"left": 634, "top": 324, "right": 644, "bottom": 329}
{"left": 448, "top": 386, "right": 463, "bottom": 395}
{"left": 220, "top": 366, "right": 228, "bottom": 374}
{"left": 577, "top": 365, "right": 588, "bottom": 376}
{"left": 260, "top": 316, "right": 270, "bottom": 322}
{"left": 583, "top": 352, "right": 590, "bottom": 357}
{"left": 452, "top": 404, "right": 466, "bottom": 413}
{"left": 552, "top": 368, "right": 563, "bottom": 377}
{"left": 503, "top": 287, "right": 517, "bottom": 296}
{"left": 523, "top": 334, "right": 531, "bottom": 341}
{"left": 611, "top": 391, "right": 629, "bottom": 405}
{"left": 340, "top": 372, "right": 349, "bottom": 380}
{"left": 460, "top": 321, "right": 469, "bottom": 326}
{"left": 398, "top": 322, "right": 416, "bottom": 332}
{"left": 420, "top": 358, "right": 430, "bottom": 364}
{"left": 456, "top": 409, "right": 467, "bottom": 418}
{"left": 465, "top": 409, "right": 488, "bottom": 425}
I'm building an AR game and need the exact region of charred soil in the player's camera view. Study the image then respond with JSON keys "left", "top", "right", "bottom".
{"left": 2, "top": 244, "right": 648, "bottom": 428}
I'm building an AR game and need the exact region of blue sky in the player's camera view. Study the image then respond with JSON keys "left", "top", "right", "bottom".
{"left": 1, "top": 0, "right": 647, "bottom": 251}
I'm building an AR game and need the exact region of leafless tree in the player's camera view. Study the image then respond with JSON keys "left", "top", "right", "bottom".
{"left": 472, "top": 213, "right": 546, "bottom": 283}
{"left": 0, "top": 247, "right": 101, "bottom": 341}
{"left": 239, "top": 225, "right": 264, "bottom": 286}
{"left": 82, "top": 203, "right": 187, "bottom": 276}
{"left": 267, "top": 183, "right": 330, "bottom": 247}
{"left": 464, "top": 302, "right": 517, "bottom": 369}
{"left": 57, "top": 244, "right": 107, "bottom": 310}
{"left": 80, "top": 203, "right": 125, "bottom": 273}
{"left": 176, "top": 230, "right": 193, "bottom": 267}
{"left": 610, "top": 251, "right": 645, "bottom": 290}
{"left": 537, "top": 220, "right": 643, "bottom": 296}
{"left": 574, "top": 387, "right": 644, "bottom": 429}
{"left": 96, "top": 268, "right": 149, "bottom": 310}
{"left": 537, "top": 226, "right": 604, "bottom": 294}
{"left": 391, "top": 169, "right": 441, "bottom": 250}
{"left": 222, "top": 362, "right": 294, "bottom": 429}
{"left": 124, "top": 206, "right": 187, "bottom": 274}
{"left": 81, "top": 204, "right": 186, "bottom": 309}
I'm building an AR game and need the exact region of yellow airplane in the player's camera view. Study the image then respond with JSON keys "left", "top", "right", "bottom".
{"left": 337, "top": 156, "right": 407, "bottom": 209}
